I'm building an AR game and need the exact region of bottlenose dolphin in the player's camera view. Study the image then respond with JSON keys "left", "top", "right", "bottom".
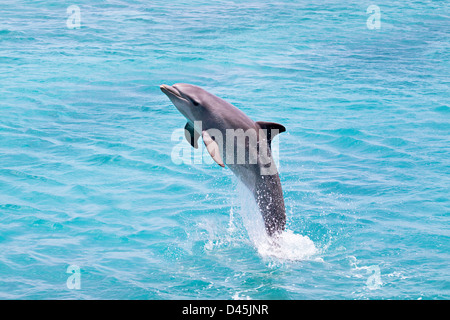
{"left": 160, "top": 83, "right": 286, "bottom": 236}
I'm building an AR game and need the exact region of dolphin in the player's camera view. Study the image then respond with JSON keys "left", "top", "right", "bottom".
{"left": 160, "top": 83, "right": 286, "bottom": 236}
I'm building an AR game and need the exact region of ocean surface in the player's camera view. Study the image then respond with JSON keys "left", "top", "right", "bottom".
{"left": 0, "top": 0, "right": 449, "bottom": 299}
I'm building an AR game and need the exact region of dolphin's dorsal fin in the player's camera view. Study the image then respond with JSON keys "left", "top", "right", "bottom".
{"left": 202, "top": 130, "right": 225, "bottom": 168}
{"left": 256, "top": 121, "right": 286, "bottom": 146}
{"left": 184, "top": 122, "right": 200, "bottom": 149}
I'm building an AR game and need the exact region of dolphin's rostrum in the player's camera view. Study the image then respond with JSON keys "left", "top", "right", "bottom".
{"left": 161, "top": 83, "right": 286, "bottom": 236}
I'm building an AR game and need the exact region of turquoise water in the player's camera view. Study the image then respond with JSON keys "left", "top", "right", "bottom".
{"left": 0, "top": 0, "right": 449, "bottom": 299}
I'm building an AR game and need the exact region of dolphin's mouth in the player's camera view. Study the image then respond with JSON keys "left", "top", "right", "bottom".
{"left": 160, "top": 84, "right": 184, "bottom": 99}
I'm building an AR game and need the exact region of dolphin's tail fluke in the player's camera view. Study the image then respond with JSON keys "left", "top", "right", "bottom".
{"left": 254, "top": 174, "right": 286, "bottom": 236}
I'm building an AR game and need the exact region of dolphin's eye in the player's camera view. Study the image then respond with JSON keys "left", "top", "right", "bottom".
{"left": 187, "top": 96, "right": 199, "bottom": 106}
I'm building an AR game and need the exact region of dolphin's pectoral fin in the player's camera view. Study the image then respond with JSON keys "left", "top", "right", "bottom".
{"left": 184, "top": 122, "right": 200, "bottom": 149}
{"left": 256, "top": 121, "right": 286, "bottom": 147}
{"left": 202, "top": 130, "right": 225, "bottom": 168}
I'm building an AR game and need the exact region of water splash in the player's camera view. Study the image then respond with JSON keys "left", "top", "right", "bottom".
{"left": 349, "top": 256, "right": 383, "bottom": 290}
{"left": 234, "top": 181, "right": 319, "bottom": 261}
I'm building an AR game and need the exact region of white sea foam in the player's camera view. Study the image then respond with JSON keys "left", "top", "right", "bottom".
{"left": 232, "top": 292, "right": 252, "bottom": 300}
{"left": 256, "top": 230, "right": 318, "bottom": 261}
